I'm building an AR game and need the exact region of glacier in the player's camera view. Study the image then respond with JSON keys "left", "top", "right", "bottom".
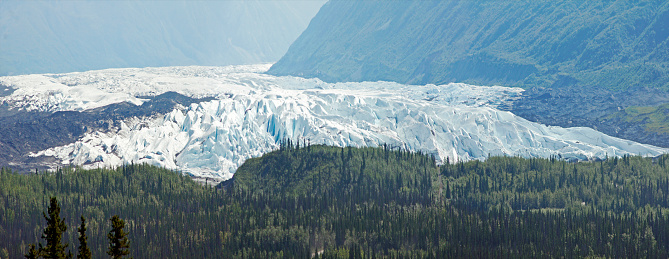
{"left": 1, "top": 65, "right": 666, "bottom": 183}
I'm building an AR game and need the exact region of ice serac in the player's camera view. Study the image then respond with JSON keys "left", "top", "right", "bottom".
{"left": 4, "top": 65, "right": 663, "bottom": 183}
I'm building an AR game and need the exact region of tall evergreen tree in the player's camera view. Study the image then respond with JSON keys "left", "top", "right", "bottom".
{"left": 40, "top": 197, "right": 71, "bottom": 259}
{"left": 77, "top": 216, "right": 91, "bottom": 259}
{"left": 24, "top": 244, "right": 39, "bottom": 259}
{"left": 107, "top": 215, "right": 131, "bottom": 259}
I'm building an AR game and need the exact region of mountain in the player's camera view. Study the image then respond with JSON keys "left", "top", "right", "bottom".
{"left": 269, "top": 0, "right": 669, "bottom": 89}
{"left": 2, "top": 65, "right": 665, "bottom": 183}
{"left": 0, "top": 0, "right": 325, "bottom": 76}
{"left": 267, "top": 0, "right": 669, "bottom": 147}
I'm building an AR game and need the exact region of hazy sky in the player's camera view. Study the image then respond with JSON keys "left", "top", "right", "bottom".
{"left": 0, "top": 0, "right": 326, "bottom": 76}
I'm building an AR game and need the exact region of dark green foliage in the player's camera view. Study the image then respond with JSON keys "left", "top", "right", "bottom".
{"left": 76, "top": 216, "right": 91, "bottom": 259}
{"left": 24, "top": 244, "right": 38, "bottom": 259}
{"left": 5, "top": 147, "right": 669, "bottom": 257}
{"left": 2, "top": 164, "right": 217, "bottom": 258}
{"left": 441, "top": 154, "right": 669, "bottom": 213}
{"left": 39, "top": 197, "right": 71, "bottom": 259}
{"left": 231, "top": 143, "right": 435, "bottom": 201}
{"left": 107, "top": 215, "right": 130, "bottom": 259}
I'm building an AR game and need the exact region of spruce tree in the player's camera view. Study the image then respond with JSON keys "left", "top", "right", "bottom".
{"left": 107, "top": 215, "right": 131, "bottom": 259}
{"left": 24, "top": 244, "right": 39, "bottom": 259}
{"left": 40, "top": 197, "right": 71, "bottom": 259}
{"left": 77, "top": 216, "right": 91, "bottom": 259}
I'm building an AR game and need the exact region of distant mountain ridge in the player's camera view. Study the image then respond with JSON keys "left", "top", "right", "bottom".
{"left": 269, "top": 0, "right": 669, "bottom": 91}
{"left": 0, "top": 0, "right": 325, "bottom": 76}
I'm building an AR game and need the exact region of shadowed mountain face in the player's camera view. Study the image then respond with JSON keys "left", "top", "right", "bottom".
{"left": 0, "top": 0, "right": 325, "bottom": 76}
{"left": 268, "top": 0, "right": 669, "bottom": 147}
{"left": 269, "top": 0, "right": 669, "bottom": 90}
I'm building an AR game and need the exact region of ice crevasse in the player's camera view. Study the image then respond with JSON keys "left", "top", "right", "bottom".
{"left": 5, "top": 65, "right": 662, "bottom": 182}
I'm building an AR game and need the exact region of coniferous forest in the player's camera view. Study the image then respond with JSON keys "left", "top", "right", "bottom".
{"left": 3, "top": 144, "right": 669, "bottom": 258}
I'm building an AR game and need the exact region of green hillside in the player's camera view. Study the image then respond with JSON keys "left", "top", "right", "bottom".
{"left": 226, "top": 143, "right": 435, "bottom": 198}
{"left": 269, "top": 0, "right": 669, "bottom": 90}
{"left": 609, "top": 103, "right": 669, "bottom": 134}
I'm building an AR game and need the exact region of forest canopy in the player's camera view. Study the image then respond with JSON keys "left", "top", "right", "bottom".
{"left": 2, "top": 145, "right": 669, "bottom": 258}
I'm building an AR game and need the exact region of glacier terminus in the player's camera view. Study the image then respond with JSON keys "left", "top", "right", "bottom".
{"left": 1, "top": 64, "right": 665, "bottom": 184}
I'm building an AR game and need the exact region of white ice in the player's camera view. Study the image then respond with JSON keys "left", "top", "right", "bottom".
{"left": 1, "top": 65, "right": 664, "bottom": 183}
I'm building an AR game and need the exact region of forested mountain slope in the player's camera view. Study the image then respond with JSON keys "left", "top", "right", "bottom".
{"left": 5, "top": 145, "right": 669, "bottom": 257}
{"left": 269, "top": 0, "right": 669, "bottom": 89}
